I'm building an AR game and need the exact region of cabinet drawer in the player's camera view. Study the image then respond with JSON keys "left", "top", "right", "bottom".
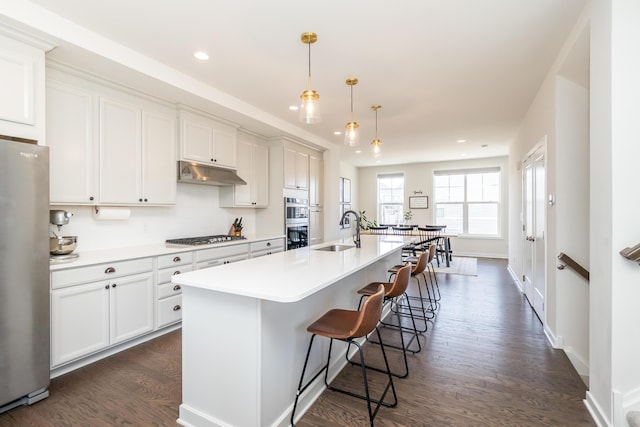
{"left": 157, "top": 295, "right": 182, "bottom": 328}
{"left": 157, "top": 264, "right": 193, "bottom": 284}
{"left": 52, "top": 258, "right": 153, "bottom": 289}
{"left": 157, "top": 252, "right": 193, "bottom": 269}
{"left": 196, "top": 243, "right": 249, "bottom": 262}
{"left": 250, "top": 238, "right": 284, "bottom": 253}
{"left": 196, "top": 253, "right": 248, "bottom": 270}
{"left": 157, "top": 281, "right": 183, "bottom": 299}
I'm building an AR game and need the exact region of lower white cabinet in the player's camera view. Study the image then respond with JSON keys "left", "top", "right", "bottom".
{"left": 51, "top": 258, "right": 154, "bottom": 367}
{"left": 156, "top": 252, "right": 193, "bottom": 328}
{"left": 249, "top": 238, "right": 285, "bottom": 258}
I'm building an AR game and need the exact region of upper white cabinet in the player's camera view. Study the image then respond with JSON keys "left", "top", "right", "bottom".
{"left": 284, "top": 146, "right": 309, "bottom": 190}
{"left": 47, "top": 81, "right": 99, "bottom": 203}
{"left": 0, "top": 32, "right": 49, "bottom": 142}
{"left": 99, "top": 96, "right": 176, "bottom": 205}
{"left": 179, "top": 109, "right": 237, "bottom": 169}
{"left": 309, "top": 153, "right": 322, "bottom": 207}
{"left": 220, "top": 131, "right": 269, "bottom": 208}
{"left": 46, "top": 68, "right": 176, "bottom": 205}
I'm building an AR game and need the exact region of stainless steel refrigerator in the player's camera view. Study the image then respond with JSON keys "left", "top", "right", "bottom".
{"left": 0, "top": 135, "right": 50, "bottom": 412}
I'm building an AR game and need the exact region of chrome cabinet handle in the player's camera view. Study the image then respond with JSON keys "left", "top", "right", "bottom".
{"left": 173, "top": 305, "right": 181, "bottom": 311}
{"left": 266, "top": 242, "right": 271, "bottom": 247}
{"left": 173, "top": 270, "right": 181, "bottom": 275}
{"left": 111, "top": 283, "right": 117, "bottom": 288}
{"left": 173, "top": 256, "right": 181, "bottom": 262}
{"left": 105, "top": 267, "right": 116, "bottom": 274}
{"left": 105, "top": 285, "right": 109, "bottom": 290}
{"left": 173, "top": 285, "right": 181, "bottom": 291}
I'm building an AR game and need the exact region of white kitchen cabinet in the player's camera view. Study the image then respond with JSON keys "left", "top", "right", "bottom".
{"left": 47, "top": 81, "right": 99, "bottom": 204}
{"left": 220, "top": 135, "right": 269, "bottom": 208}
{"left": 51, "top": 281, "right": 110, "bottom": 367}
{"left": 309, "top": 208, "right": 324, "bottom": 246}
{"left": 50, "top": 258, "right": 154, "bottom": 367}
{"left": 309, "top": 153, "right": 322, "bottom": 207}
{"left": 284, "top": 147, "right": 309, "bottom": 190}
{"left": 0, "top": 33, "right": 48, "bottom": 141}
{"left": 156, "top": 252, "right": 193, "bottom": 328}
{"left": 100, "top": 96, "right": 176, "bottom": 205}
{"left": 179, "top": 109, "right": 237, "bottom": 169}
{"left": 249, "top": 238, "right": 285, "bottom": 258}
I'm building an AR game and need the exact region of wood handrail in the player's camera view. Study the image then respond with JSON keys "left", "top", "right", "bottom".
{"left": 557, "top": 252, "right": 589, "bottom": 281}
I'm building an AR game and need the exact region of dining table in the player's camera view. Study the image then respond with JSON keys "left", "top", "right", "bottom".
{"left": 362, "top": 225, "right": 455, "bottom": 267}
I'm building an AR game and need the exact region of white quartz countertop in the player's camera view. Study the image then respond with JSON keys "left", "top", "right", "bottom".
{"left": 171, "top": 234, "right": 410, "bottom": 303}
{"left": 49, "top": 233, "right": 285, "bottom": 271}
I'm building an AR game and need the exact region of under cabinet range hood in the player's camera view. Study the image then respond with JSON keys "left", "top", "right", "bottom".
{"left": 177, "top": 161, "right": 247, "bottom": 186}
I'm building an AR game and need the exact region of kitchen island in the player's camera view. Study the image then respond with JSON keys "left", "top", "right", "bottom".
{"left": 172, "top": 234, "right": 409, "bottom": 427}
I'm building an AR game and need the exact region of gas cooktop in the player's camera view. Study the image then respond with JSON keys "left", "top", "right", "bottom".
{"left": 165, "top": 234, "right": 247, "bottom": 247}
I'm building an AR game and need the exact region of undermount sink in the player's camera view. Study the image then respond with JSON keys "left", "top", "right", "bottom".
{"left": 314, "top": 244, "right": 356, "bottom": 252}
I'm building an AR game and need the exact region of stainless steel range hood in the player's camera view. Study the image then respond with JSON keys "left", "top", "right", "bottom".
{"left": 177, "top": 161, "right": 247, "bottom": 186}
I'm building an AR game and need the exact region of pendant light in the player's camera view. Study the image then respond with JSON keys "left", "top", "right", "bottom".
{"left": 299, "top": 32, "right": 321, "bottom": 124}
{"left": 344, "top": 78, "right": 360, "bottom": 147}
{"left": 370, "top": 105, "right": 382, "bottom": 158}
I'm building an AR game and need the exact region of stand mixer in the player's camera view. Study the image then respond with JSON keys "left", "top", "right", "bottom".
{"left": 49, "top": 209, "right": 79, "bottom": 262}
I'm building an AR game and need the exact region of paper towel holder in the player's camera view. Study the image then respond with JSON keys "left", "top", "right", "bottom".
{"left": 93, "top": 206, "right": 131, "bottom": 221}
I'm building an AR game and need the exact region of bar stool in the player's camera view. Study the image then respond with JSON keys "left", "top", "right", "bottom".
{"left": 402, "top": 244, "right": 441, "bottom": 311}
{"left": 387, "top": 250, "right": 435, "bottom": 331}
{"left": 351, "top": 264, "right": 420, "bottom": 379}
{"left": 291, "top": 284, "right": 397, "bottom": 427}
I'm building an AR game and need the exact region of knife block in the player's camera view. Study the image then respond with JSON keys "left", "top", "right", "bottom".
{"left": 228, "top": 225, "right": 242, "bottom": 237}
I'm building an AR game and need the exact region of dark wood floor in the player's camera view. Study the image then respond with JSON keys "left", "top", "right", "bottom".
{"left": 0, "top": 259, "right": 594, "bottom": 426}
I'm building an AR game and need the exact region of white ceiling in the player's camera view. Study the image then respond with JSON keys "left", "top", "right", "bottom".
{"left": 8, "top": 0, "right": 587, "bottom": 166}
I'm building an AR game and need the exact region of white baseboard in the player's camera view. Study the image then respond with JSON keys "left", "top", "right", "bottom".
{"left": 507, "top": 263, "right": 524, "bottom": 293}
{"left": 585, "top": 390, "right": 611, "bottom": 427}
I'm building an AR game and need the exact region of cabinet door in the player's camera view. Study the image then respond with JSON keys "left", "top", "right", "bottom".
{"left": 142, "top": 110, "right": 176, "bottom": 204}
{"left": 0, "top": 41, "right": 35, "bottom": 126}
{"left": 253, "top": 143, "right": 269, "bottom": 206}
{"left": 295, "top": 151, "right": 309, "bottom": 190}
{"left": 309, "top": 154, "right": 321, "bottom": 206}
{"left": 181, "top": 117, "right": 213, "bottom": 163}
{"left": 283, "top": 147, "right": 297, "bottom": 189}
{"left": 110, "top": 272, "right": 154, "bottom": 345}
{"left": 99, "top": 97, "right": 142, "bottom": 204}
{"left": 212, "top": 124, "right": 237, "bottom": 168}
{"left": 47, "top": 82, "right": 98, "bottom": 204}
{"left": 233, "top": 139, "right": 253, "bottom": 206}
{"left": 309, "top": 209, "right": 323, "bottom": 246}
{"left": 51, "top": 281, "right": 110, "bottom": 367}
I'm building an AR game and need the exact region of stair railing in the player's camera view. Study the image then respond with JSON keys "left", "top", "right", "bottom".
{"left": 557, "top": 252, "right": 590, "bottom": 281}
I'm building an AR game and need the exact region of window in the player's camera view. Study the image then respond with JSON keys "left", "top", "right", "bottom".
{"left": 434, "top": 168, "right": 500, "bottom": 236}
{"left": 377, "top": 173, "right": 404, "bottom": 225}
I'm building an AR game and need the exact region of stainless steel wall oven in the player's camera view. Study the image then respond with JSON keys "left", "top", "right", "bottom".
{"left": 285, "top": 197, "right": 309, "bottom": 250}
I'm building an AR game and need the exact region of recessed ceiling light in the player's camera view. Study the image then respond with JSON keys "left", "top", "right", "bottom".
{"left": 334, "top": 131, "right": 342, "bottom": 135}
{"left": 355, "top": 150, "right": 362, "bottom": 154}
{"left": 481, "top": 144, "right": 488, "bottom": 148}
{"left": 289, "top": 105, "right": 299, "bottom": 111}
{"left": 194, "top": 51, "right": 209, "bottom": 60}
{"left": 456, "top": 139, "right": 466, "bottom": 143}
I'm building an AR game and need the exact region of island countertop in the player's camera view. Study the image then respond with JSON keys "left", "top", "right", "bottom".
{"left": 172, "top": 234, "right": 409, "bottom": 303}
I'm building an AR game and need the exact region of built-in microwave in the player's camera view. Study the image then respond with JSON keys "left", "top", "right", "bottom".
{"left": 285, "top": 198, "right": 309, "bottom": 250}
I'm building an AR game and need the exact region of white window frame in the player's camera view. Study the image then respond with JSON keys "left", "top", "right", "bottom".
{"left": 377, "top": 173, "right": 404, "bottom": 226}
{"left": 433, "top": 168, "right": 501, "bottom": 237}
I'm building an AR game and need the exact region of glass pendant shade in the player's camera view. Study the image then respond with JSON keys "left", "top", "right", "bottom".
{"left": 344, "top": 121, "right": 359, "bottom": 147}
{"left": 370, "top": 139, "right": 382, "bottom": 157}
{"left": 299, "top": 32, "right": 320, "bottom": 124}
{"left": 299, "top": 89, "right": 321, "bottom": 124}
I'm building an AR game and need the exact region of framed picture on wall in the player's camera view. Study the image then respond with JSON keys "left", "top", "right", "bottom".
{"left": 341, "top": 204, "right": 351, "bottom": 228}
{"left": 409, "top": 196, "right": 429, "bottom": 209}
{"left": 341, "top": 178, "right": 351, "bottom": 203}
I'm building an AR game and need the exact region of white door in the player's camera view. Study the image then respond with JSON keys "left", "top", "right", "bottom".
{"left": 522, "top": 145, "right": 546, "bottom": 321}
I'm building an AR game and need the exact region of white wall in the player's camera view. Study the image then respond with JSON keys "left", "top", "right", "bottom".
{"left": 588, "top": 1, "right": 640, "bottom": 425}
{"left": 52, "top": 184, "right": 259, "bottom": 251}
{"left": 555, "top": 75, "right": 590, "bottom": 376}
{"left": 358, "top": 156, "right": 509, "bottom": 259}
